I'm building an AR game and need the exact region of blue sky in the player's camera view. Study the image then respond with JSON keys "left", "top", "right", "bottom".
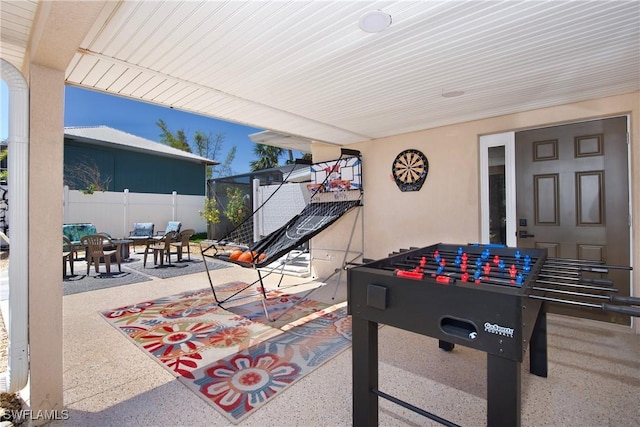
{"left": 1, "top": 83, "right": 297, "bottom": 176}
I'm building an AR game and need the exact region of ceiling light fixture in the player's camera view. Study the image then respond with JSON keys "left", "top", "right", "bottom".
{"left": 441, "top": 90, "right": 465, "bottom": 98}
{"left": 359, "top": 10, "right": 392, "bottom": 33}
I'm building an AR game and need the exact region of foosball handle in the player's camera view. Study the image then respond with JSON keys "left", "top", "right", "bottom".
{"left": 582, "top": 278, "right": 613, "bottom": 286}
{"left": 581, "top": 266, "right": 609, "bottom": 274}
{"left": 602, "top": 303, "right": 640, "bottom": 317}
{"left": 610, "top": 295, "right": 640, "bottom": 306}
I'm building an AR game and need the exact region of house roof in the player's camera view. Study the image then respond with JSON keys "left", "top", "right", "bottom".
{"left": 64, "top": 126, "right": 218, "bottom": 165}
{"left": 249, "top": 131, "right": 314, "bottom": 155}
{"left": 213, "top": 161, "right": 311, "bottom": 185}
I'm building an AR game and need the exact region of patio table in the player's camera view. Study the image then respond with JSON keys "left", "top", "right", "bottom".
{"left": 111, "top": 239, "right": 133, "bottom": 261}
{"left": 79, "top": 238, "right": 131, "bottom": 262}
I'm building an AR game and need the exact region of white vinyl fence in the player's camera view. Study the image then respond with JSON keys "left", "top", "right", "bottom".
{"left": 253, "top": 181, "right": 309, "bottom": 239}
{"left": 63, "top": 186, "right": 207, "bottom": 238}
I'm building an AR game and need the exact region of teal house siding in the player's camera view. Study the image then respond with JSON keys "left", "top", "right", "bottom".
{"left": 64, "top": 141, "right": 206, "bottom": 195}
{"left": 63, "top": 126, "right": 215, "bottom": 196}
{"left": 114, "top": 151, "right": 206, "bottom": 195}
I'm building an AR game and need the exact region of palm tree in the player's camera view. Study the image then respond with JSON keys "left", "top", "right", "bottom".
{"left": 156, "top": 119, "right": 192, "bottom": 152}
{"left": 250, "top": 144, "right": 284, "bottom": 171}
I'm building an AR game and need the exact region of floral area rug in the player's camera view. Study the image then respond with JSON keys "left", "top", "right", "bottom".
{"left": 100, "top": 282, "right": 351, "bottom": 424}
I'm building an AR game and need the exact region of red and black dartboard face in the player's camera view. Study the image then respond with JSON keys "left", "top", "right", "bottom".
{"left": 392, "top": 149, "right": 429, "bottom": 192}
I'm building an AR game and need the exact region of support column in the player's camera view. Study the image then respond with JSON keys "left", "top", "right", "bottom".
{"left": 28, "top": 63, "right": 65, "bottom": 422}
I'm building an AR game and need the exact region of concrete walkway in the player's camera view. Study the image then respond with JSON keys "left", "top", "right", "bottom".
{"left": 2, "top": 255, "right": 640, "bottom": 426}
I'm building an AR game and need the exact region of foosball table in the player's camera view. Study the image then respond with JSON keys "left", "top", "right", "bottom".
{"left": 347, "top": 242, "right": 638, "bottom": 427}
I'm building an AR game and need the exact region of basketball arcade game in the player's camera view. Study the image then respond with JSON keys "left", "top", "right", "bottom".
{"left": 348, "top": 242, "right": 638, "bottom": 427}
{"left": 201, "top": 148, "right": 363, "bottom": 320}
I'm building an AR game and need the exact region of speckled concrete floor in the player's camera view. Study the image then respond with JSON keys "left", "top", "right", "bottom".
{"left": 46, "top": 261, "right": 639, "bottom": 427}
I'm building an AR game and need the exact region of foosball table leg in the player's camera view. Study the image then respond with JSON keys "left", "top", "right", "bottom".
{"left": 487, "top": 354, "right": 521, "bottom": 427}
{"left": 438, "top": 340, "right": 455, "bottom": 351}
{"left": 529, "top": 306, "right": 548, "bottom": 378}
{"left": 352, "top": 316, "right": 379, "bottom": 427}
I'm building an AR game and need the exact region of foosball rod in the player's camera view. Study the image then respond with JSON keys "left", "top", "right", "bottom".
{"left": 391, "top": 262, "right": 625, "bottom": 297}
{"left": 412, "top": 249, "right": 540, "bottom": 266}
{"left": 458, "top": 246, "right": 613, "bottom": 268}
{"left": 400, "top": 253, "right": 616, "bottom": 287}
{"left": 546, "top": 257, "right": 604, "bottom": 264}
{"left": 531, "top": 286, "right": 640, "bottom": 305}
{"left": 541, "top": 264, "right": 632, "bottom": 274}
{"left": 413, "top": 249, "right": 631, "bottom": 273}
{"left": 535, "top": 279, "right": 617, "bottom": 292}
{"left": 394, "top": 259, "right": 616, "bottom": 290}
{"left": 404, "top": 268, "right": 514, "bottom": 286}
{"left": 402, "top": 253, "right": 539, "bottom": 272}
{"left": 543, "top": 271, "right": 622, "bottom": 283}
{"left": 409, "top": 266, "right": 618, "bottom": 291}
{"left": 389, "top": 263, "right": 523, "bottom": 287}
{"left": 529, "top": 295, "right": 640, "bottom": 317}
{"left": 397, "top": 255, "right": 539, "bottom": 284}
{"left": 411, "top": 250, "right": 570, "bottom": 276}
{"left": 537, "top": 272, "right": 614, "bottom": 286}
{"left": 399, "top": 257, "right": 546, "bottom": 284}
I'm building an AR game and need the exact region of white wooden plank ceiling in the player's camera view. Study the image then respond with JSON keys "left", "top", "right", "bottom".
{"left": 3, "top": 1, "right": 640, "bottom": 148}
{"left": 0, "top": 0, "right": 38, "bottom": 70}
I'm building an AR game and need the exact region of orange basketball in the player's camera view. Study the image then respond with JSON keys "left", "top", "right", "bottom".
{"left": 229, "top": 249, "right": 243, "bottom": 261}
{"left": 237, "top": 251, "right": 253, "bottom": 263}
{"left": 258, "top": 253, "right": 267, "bottom": 261}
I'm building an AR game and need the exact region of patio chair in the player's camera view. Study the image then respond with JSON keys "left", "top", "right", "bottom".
{"left": 169, "top": 228, "right": 195, "bottom": 262}
{"left": 128, "top": 222, "right": 155, "bottom": 252}
{"left": 143, "top": 230, "right": 179, "bottom": 267}
{"left": 156, "top": 221, "right": 182, "bottom": 236}
{"left": 63, "top": 236, "right": 77, "bottom": 277}
{"left": 80, "top": 234, "right": 122, "bottom": 275}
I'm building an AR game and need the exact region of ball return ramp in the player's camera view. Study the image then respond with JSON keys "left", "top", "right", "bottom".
{"left": 201, "top": 149, "right": 363, "bottom": 320}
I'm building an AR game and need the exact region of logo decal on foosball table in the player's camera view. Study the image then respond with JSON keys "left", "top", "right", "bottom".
{"left": 484, "top": 322, "right": 514, "bottom": 338}
{"left": 392, "top": 149, "right": 429, "bottom": 192}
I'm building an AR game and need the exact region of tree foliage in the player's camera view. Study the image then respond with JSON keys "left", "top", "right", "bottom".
{"left": 64, "top": 157, "right": 112, "bottom": 194}
{"left": 224, "top": 187, "right": 248, "bottom": 226}
{"left": 199, "top": 197, "right": 220, "bottom": 224}
{"left": 157, "top": 119, "right": 192, "bottom": 152}
{"left": 193, "top": 131, "right": 236, "bottom": 178}
{"left": 250, "top": 144, "right": 285, "bottom": 171}
{"left": 156, "top": 119, "right": 236, "bottom": 178}
{"left": 0, "top": 148, "right": 7, "bottom": 183}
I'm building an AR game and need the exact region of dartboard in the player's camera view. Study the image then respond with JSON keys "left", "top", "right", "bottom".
{"left": 392, "top": 149, "right": 429, "bottom": 192}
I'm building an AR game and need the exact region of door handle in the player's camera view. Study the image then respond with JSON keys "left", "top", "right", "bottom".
{"left": 519, "top": 230, "right": 535, "bottom": 238}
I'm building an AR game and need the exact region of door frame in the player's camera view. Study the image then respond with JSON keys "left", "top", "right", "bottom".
{"left": 479, "top": 132, "right": 516, "bottom": 247}
{"left": 480, "top": 115, "right": 633, "bottom": 252}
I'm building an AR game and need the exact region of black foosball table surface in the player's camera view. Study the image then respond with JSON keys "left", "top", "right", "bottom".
{"left": 347, "top": 242, "right": 550, "bottom": 427}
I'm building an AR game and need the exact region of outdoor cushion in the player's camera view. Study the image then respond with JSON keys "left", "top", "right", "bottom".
{"left": 165, "top": 221, "right": 182, "bottom": 233}
{"left": 157, "top": 221, "right": 181, "bottom": 236}
{"left": 63, "top": 223, "right": 97, "bottom": 244}
{"left": 130, "top": 222, "right": 154, "bottom": 237}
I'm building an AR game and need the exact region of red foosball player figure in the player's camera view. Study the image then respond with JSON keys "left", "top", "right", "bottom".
{"left": 509, "top": 264, "right": 518, "bottom": 284}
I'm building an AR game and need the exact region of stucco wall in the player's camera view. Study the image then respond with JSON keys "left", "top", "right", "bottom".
{"left": 313, "top": 91, "right": 639, "bottom": 332}
{"left": 354, "top": 91, "right": 638, "bottom": 260}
